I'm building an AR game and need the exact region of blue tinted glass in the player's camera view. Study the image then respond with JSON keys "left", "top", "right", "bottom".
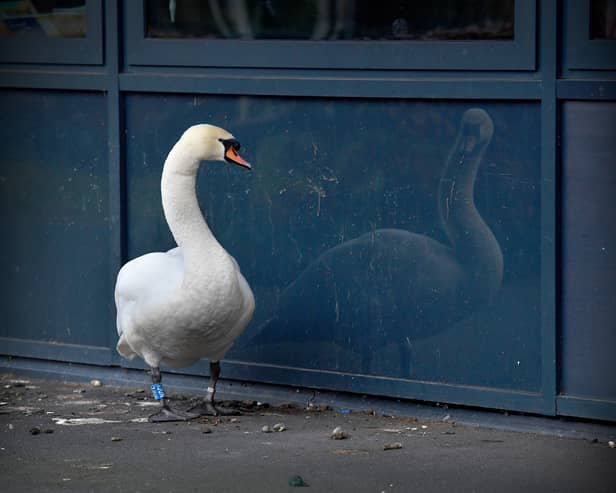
{"left": 561, "top": 102, "right": 616, "bottom": 401}
{"left": 0, "top": 90, "right": 109, "bottom": 345}
{"left": 126, "top": 95, "right": 541, "bottom": 392}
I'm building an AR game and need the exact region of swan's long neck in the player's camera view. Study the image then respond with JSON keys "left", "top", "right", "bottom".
{"left": 438, "top": 111, "right": 503, "bottom": 297}
{"left": 161, "top": 142, "right": 224, "bottom": 276}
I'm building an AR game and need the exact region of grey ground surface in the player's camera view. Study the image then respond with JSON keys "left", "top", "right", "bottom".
{"left": 0, "top": 373, "right": 614, "bottom": 493}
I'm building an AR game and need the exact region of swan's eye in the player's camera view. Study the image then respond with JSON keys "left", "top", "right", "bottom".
{"left": 219, "top": 138, "right": 241, "bottom": 151}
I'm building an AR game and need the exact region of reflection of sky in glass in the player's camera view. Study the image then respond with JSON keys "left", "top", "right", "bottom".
{"left": 146, "top": 0, "right": 514, "bottom": 40}
{"left": 126, "top": 95, "right": 541, "bottom": 392}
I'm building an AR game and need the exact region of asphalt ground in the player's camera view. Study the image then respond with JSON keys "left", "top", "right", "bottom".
{"left": 0, "top": 373, "right": 614, "bottom": 493}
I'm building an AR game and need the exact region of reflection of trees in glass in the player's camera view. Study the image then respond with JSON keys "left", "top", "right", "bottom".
{"left": 0, "top": 0, "right": 86, "bottom": 38}
{"left": 146, "top": 0, "right": 514, "bottom": 40}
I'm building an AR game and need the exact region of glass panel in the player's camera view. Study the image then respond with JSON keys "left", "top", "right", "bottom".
{"left": 0, "top": 0, "right": 86, "bottom": 38}
{"left": 561, "top": 102, "right": 616, "bottom": 401}
{"left": 0, "top": 89, "right": 110, "bottom": 346}
{"left": 126, "top": 95, "right": 541, "bottom": 392}
{"left": 590, "top": 0, "right": 616, "bottom": 39}
{"left": 146, "top": 0, "right": 514, "bottom": 40}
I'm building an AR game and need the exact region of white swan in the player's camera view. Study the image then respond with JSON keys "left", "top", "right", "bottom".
{"left": 115, "top": 124, "right": 255, "bottom": 422}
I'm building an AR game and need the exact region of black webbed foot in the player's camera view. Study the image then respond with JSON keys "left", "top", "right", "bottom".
{"left": 149, "top": 405, "right": 198, "bottom": 423}
{"left": 188, "top": 401, "right": 240, "bottom": 417}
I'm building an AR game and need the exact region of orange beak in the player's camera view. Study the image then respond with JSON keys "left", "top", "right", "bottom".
{"left": 225, "top": 146, "right": 251, "bottom": 170}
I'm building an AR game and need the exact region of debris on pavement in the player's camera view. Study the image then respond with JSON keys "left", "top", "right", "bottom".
{"left": 608, "top": 441, "right": 615, "bottom": 448}
{"left": 332, "top": 449, "right": 369, "bottom": 456}
{"left": 53, "top": 417, "right": 121, "bottom": 426}
{"left": 272, "top": 423, "right": 286, "bottom": 432}
{"left": 331, "top": 426, "right": 349, "bottom": 440}
{"left": 383, "top": 442, "right": 403, "bottom": 450}
{"left": 288, "top": 474, "right": 308, "bottom": 487}
{"left": 90, "top": 380, "right": 103, "bottom": 387}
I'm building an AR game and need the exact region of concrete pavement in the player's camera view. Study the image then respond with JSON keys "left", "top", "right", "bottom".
{"left": 0, "top": 372, "right": 614, "bottom": 493}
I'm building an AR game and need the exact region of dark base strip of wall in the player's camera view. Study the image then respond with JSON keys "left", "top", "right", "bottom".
{"left": 1, "top": 355, "right": 614, "bottom": 442}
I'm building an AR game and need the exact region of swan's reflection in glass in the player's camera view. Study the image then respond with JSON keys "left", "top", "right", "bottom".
{"left": 125, "top": 96, "right": 541, "bottom": 392}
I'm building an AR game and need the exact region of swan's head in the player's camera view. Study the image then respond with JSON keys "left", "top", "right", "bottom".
{"left": 179, "top": 124, "right": 251, "bottom": 170}
{"left": 459, "top": 109, "right": 494, "bottom": 154}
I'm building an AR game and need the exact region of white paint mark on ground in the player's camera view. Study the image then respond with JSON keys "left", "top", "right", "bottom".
{"left": 53, "top": 417, "right": 121, "bottom": 426}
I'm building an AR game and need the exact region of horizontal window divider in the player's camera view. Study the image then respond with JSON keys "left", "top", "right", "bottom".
{"left": 0, "top": 70, "right": 109, "bottom": 91}
{"left": 119, "top": 73, "right": 542, "bottom": 100}
{"left": 557, "top": 80, "right": 616, "bottom": 100}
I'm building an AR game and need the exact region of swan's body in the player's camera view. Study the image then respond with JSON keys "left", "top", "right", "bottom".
{"left": 246, "top": 109, "right": 502, "bottom": 375}
{"left": 114, "top": 124, "right": 254, "bottom": 421}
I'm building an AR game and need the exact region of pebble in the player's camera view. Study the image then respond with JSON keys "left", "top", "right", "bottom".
{"left": 29, "top": 426, "right": 53, "bottom": 435}
{"left": 331, "top": 426, "right": 349, "bottom": 440}
{"left": 288, "top": 475, "right": 308, "bottom": 487}
{"left": 202, "top": 427, "right": 213, "bottom": 434}
{"left": 383, "top": 442, "right": 403, "bottom": 450}
{"left": 609, "top": 441, "right": 615, "bottom": 448}
{"left": 261, "top": 425, "right": 272, "bottom": 433}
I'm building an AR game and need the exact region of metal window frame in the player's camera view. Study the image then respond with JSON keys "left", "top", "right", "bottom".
{"left": 565, "top": 0, "right": 616, "bottom": 70}
{"left": 125, "top": 0, "right": 536, "bottom": 70}
{"left": 0, "top": 0, "right": 103, "bottom": 65}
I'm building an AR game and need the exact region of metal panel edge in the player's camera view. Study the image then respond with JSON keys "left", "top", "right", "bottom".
{"left": 216, "top": 361, "right": 549, "bottom": 415}
{"left": 557, "top": 395, "right": 616, "bottom": 422}
{"left": 539, "top": 0, "right": 558, "bottom": 416}
{"left": 0, "top": 70, "right": 107, "bottom": 90}
{"left": 557, "top": 80, "right": 616, "bottom": 99}
{"left": 0, "top": 338, "right": 112, "bottom": 366}
{"left": 119, "top": 73, "right": 542, "bottom": 99}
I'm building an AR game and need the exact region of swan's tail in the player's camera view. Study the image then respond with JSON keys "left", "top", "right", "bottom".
{"left": 116, "top": 334, "right": 138, "bottom": 360}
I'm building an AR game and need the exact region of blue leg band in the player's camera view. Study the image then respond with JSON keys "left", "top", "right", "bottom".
{"left": 151, "top": 383, "right": 165, "bottom": 401}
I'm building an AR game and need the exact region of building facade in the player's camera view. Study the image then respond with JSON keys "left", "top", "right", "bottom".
{"left": 0, "top": 1, "right": 615, "bottom": 421}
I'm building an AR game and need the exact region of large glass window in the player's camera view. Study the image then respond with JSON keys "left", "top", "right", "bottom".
{"left": 146, "top": 0, "right": 514, "bottom": 41}
{"left": 0, "top": 0, "right": 86, "bottom": 38}
{"left": 125, "top": 94, "right": 542, "bottom": 392}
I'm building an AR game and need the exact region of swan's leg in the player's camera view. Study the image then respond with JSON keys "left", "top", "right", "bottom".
{"left": 188, "top": 361, "right": 239, "bottom": 416}
{"left": 148, "top": 367, "right": 196, "bottom": 422}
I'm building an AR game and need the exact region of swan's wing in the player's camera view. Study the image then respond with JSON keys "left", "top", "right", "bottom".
{"left": 114, "top": 247, "right": 184, "bottom": 337}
